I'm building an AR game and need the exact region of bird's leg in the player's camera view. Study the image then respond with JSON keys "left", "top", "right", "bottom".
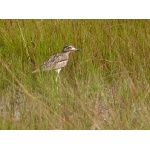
{"left": 55, "top": 69, "right": 61, "bottom": 94}
{"left": 56, "top": 74, "right": 59, "bottom": 93}
{"left": 56, "top": 73, "right": 59, "bottom": 83}
{"left": 55, "top": 69, "right": 61, "bottom": 83}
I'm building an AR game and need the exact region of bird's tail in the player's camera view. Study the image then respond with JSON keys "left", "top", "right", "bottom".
{"left": 32, "top": 68, "right": 40, "bottom": 73}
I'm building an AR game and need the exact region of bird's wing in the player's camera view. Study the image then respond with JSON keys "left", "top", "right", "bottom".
{"left": 39, "top": 53, "right": 68, "bottom": 71}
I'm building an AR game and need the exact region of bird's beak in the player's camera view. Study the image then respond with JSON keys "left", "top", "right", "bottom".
{"left": 71, "top": 47, "right": 81, "bottom": 51}
{"left": 76, "top": 49, "right": 81, "bottom": 52}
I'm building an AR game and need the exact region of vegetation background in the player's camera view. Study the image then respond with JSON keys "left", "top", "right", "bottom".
{"left": 0, "top": 20, "right": 150, "bottom": 129}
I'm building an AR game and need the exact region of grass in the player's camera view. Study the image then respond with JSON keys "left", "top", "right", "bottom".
{"left": 0, "top": 19, "right": 150, "bottom": 129}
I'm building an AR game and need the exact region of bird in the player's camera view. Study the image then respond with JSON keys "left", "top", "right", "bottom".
{"left": 32, "top": 45, "right": 80, "bottom": 81}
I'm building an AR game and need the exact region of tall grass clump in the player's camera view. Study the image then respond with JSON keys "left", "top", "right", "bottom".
{"left": 0, "top": 19, "right": 150, "bottom": 129}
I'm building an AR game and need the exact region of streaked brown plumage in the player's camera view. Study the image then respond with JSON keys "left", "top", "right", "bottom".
{"left": 32, "top": 45, "right": 80, "bottom": 74}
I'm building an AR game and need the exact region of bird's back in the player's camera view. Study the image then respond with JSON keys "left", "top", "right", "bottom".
{"left": 32, "top": 52, "right": 69, "bottom": 73}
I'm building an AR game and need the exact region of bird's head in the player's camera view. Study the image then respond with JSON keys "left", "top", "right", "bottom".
{"left": 62, "top": 45, "right": 80, "bottom": 53}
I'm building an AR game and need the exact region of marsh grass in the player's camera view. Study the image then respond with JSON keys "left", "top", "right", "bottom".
{"left": 0, "top": 19, "right": 150, "bottom": 129}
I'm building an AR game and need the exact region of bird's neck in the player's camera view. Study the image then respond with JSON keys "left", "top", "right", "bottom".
{"left": 62, "top": 51, "right": 71, "bottom": 55}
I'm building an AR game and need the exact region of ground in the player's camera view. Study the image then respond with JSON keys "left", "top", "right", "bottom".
{"left": 0, "top": 20, "right": 150, "bottom": 129}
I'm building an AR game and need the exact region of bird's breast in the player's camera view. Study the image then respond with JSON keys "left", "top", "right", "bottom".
{"left": 54, "top": 59, "right": 68, "bottom": 70}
